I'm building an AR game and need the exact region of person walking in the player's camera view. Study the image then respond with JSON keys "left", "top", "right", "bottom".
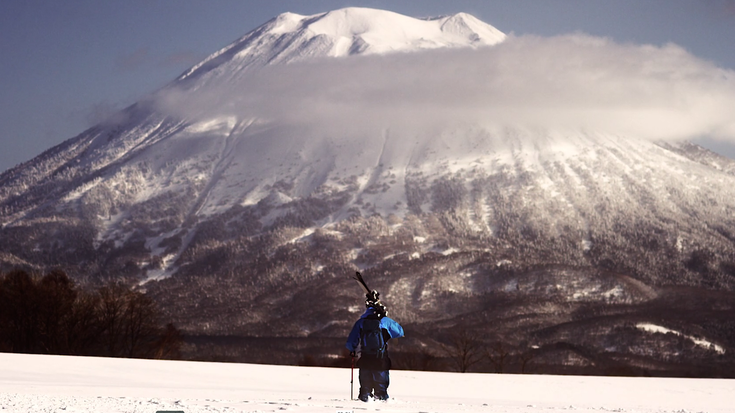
{"left": 346, "top": 291, "right": 404, "bottom": 402}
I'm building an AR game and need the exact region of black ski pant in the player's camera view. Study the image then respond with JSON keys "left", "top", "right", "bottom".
{"left": 358, "top": 369, "right": 390, "bottom": 400}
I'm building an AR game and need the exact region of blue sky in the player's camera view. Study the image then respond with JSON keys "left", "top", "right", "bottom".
{"left": 1, "top": 0, "right": 734, "bottom": 173}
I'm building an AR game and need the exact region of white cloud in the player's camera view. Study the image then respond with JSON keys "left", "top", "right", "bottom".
{"left": 156, "top": 33, "right": 735, "bottom": 142}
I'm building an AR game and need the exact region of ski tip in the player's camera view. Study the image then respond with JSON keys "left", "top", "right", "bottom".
{"left": 353, "top": 271, "right": 367, "bottom": 284}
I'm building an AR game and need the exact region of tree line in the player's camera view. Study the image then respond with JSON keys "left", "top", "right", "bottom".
{"left": 0, "top": 269, "right": 182, "bottom": 359}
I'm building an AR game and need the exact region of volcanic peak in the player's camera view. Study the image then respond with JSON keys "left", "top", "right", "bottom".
{"left": 177, "top": 7, "right": 506, "bottom": 82}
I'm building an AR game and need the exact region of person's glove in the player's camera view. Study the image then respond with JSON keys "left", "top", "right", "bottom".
{"left": 349, "top": 351, "right": 356, "bottom": 358}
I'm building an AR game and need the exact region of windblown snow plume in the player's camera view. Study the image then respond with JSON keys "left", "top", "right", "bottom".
{"left": 157, "top": 33, "right": 735, "bottom": 142}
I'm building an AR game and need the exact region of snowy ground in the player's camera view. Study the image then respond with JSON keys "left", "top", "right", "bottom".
{"left": 1, "top": 353, "right": 733, "bottom": 413}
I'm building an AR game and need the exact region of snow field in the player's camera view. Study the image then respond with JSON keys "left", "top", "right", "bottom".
{"left": 1, "top": 352, "right": 734, "bottom": 413}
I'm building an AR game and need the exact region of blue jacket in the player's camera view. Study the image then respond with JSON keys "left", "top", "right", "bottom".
{"left": 346, "top": 307, "right": 404, "bottom": 353}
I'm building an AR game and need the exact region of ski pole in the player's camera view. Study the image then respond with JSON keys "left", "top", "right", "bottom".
{"left": 350, "top": 353, "right": 355, "bottom": 400}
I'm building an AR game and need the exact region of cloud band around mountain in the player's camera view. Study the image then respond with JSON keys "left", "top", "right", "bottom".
{"left": 156, "top": 33, "right": 735, "bottom": 142}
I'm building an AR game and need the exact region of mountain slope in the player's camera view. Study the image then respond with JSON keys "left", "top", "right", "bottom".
{"left": 1, "top": 8, "right": 734, "bottom": 373}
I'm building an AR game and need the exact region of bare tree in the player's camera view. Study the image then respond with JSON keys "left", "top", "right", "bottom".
{"left": 64, "top": 292, "right": 102, "bottom": 355}
{"left": 121, "top": 290, "right": 159, "bottom": 358}
{"left": 97, "top": 282, "right": 128, "bottom": 356}
{"left": 441, "top": 328, "right": 484, "bottom": 373}
{"left": 98, "top": 282, "right": 165, "bottom": 358}
{"left": 486, "top": 341, "right": 510, "bottom": 373}
{"left": 38, "top": 270, "right": 77, "bottom": 353}
{"left": 507, "top": 340, "right": 538, "bottom": 374}
{"left": 517, "top": 347, "right": 536, "bottom": 374}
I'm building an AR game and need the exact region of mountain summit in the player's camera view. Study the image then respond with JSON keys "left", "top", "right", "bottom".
{"left": 177, "top": 8, "right": 505, "bottom": 82}
{"left": 1, "top": 8, "right": 734, "bottom": 372}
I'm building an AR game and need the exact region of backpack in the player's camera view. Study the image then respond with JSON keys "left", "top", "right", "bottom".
{"left": 360, "top": 316, "right": 386, "bottom": 358}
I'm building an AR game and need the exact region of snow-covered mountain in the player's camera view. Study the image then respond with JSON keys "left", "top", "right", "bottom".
{"left": 1, "top": 8, "right": 734, "bottom": 374}
{"left": 0, "top": 7, "right": 507, "bottom": 279}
